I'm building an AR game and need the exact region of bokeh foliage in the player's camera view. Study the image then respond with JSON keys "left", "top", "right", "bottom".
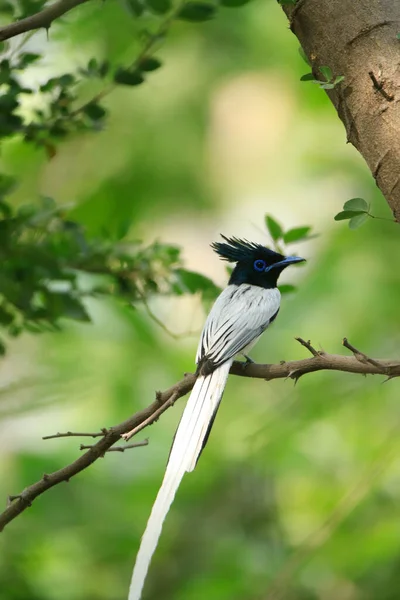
{"left": 0, "top": 184, "right": 220, "bottom": 355}
{"left": 0, "top": 1, "right": 400, "bottom": 600}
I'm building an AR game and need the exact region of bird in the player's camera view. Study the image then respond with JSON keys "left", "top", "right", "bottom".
{"left": 128, "top": 235, "right": 305, "bottom": 600}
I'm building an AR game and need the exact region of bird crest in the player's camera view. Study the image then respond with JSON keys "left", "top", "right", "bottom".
{"left": 211, "top": 235, "right": 282, "bottom": 263}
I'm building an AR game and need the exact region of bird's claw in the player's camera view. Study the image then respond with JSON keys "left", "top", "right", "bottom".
{"left": 240, "top": 354, "right": 255, "bottom": 370}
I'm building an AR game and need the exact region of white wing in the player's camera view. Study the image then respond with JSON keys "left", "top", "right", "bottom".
{"left": 196, "top": 284, "right": 281, "bottom": 367}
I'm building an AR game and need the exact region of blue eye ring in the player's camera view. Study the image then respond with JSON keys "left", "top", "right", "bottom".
{"left": 254, "top": 259, "right": 266, "bottom": 272}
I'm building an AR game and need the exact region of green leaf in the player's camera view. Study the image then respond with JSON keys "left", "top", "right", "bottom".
{"left": 265, "top": 215, "right": 283, "bottom": 241}
{"left": 334, "top": 210, "right": 366, "bottom": 221}
{"left": 0, "top": 2, "right": 14, "bottom": 15}
{"left": 18, "top": 52, "right": 41, "bottom": 68}
{"left": 58, "top": 73, "right": 75, "bottom": 87}
{"left": 0, "top": 174, "right": 17, "bottom": 196}
{"left": 60, "top": 296, "right": 91, "bottom": 321}
{"left": 319, "top": 65, "right": 332, "bottom": 81}
{"left": 98, "top": 61, "right": 109, "bottom": 78}
{"left": 139, "top": 57, "right": 162, "bottom": 72}
{"left": 114, "top": 69, "right": 144, "bottom": 86}
{"left": 320, "top": 82, "right": 335, "bottom": 89}
{"left": 0, "top": 93, "right": 19, "bottom": 111}
{"left": 145, "top": 0, "right": 171, "bottom": 14}
{"left": 349, "top": 213, "right": 369, "bottom": 229}
{"left": 177, "top": 2, "right": 216, "bottom": 21}
{"left": 114, "top": 217, "right": 131, "bottom": 241}
{"left": 49, "top": 122, "right": 68, "bottom": 137}
{"left": 278, "top": 0, "right": 296, "bottom": 4}
{"left": 343, "top": 197, "right": 369, "bottom": 212}
{"left": 126, "top": 0, "right": 144, "bottom": 15}
{"left": 0, "top": 112, "right": 23, "bottom": 136}
{"left": 40, "top": 78, "right": 58, "bottom": 92}
{"left": 173, "top": 269, "right": 220, "bottom": 300}
{"left": 40, "top": 195, "right": 56, "bottom": 210}
{"left": 0, "top": 305, "right": 14, "bottom": 326}
{"left": 397, "top": 32, "right": 400, "bottom": 39}
{"left": 334, "top": 75, "right": 345, "bottom": 85}
{"left": 0, "top": 199, "right": 12, "bottom": 217}
{"left": 283, "top": 226, "right": 311, "bottom": 244}
{"left": 0, "top": 58, "right": 10, "bottom": 73}
{"left": 8, "top": 323, "right": 22, "bottom": 337}
{"left": 17, "top": 203, "right": 36, "bottom": 219}
{"left": 279, "top": 284, "right": 296, "bottom": 295}
{"left": 18, "top": 0, "right": 46, "bottom": 18}
{"left": 88, "top": 58, "right": 98, "bottom": 71}
{"left": 83, "top": 102, "right": 107, "bottom": 121}
{"left": 300, "top": 73, "right": 315, "bottom": 81}
{"left": 0, "top": 66, "right": 10, "bottom": 85}
{"left": 220, "top": 0, "right": 251, "bottom": 7}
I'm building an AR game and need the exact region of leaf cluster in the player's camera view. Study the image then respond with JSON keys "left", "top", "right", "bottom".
{"left": 334, "top": 198, "right": 370, "bottom": 229}
{"left": 0, "top": 0, "right": 256, "bottom": 156}
{"left": 0, "top": 0, "right": 306, "bottom": 355}
{"left": 0, "top": 178, "right": 219, "bottom": 355}
{"left": 0, "top": 52, "right": 112, "bottom": 158}
{"left": 0, "top": 0, "right": 46, "bottom": 20}
{"left": 264, "top": 214, "right": 312, "bottom": 294}
{"left": 301, "top": 65, "right": 344, "bottom": 90}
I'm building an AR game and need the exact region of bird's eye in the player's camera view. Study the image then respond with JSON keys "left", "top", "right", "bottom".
{"left": 254, "top": 259, "right": 266, "bottom": 272}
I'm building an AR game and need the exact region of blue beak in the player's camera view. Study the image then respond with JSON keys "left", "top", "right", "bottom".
{"left": 267, "top": 255, "right": 305, "bottom": 271}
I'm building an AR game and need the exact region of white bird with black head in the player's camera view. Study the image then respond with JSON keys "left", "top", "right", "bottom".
{"left": 128, "top": 235, "right": 305, "bottom": 600}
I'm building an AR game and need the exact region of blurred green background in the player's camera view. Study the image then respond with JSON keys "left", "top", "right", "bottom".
{"left": 1, "top": 0, "right": 400, "bottom": 599}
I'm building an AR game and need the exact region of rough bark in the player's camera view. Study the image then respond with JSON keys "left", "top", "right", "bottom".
{"left": 282, "top": 0, "right": 400, "bottom": 222}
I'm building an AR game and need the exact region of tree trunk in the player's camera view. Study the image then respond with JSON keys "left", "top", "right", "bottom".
{"left": 282, "top": 0, "right": 400, "bottom": 222}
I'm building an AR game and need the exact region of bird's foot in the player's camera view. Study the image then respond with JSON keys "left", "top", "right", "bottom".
{"left": 240, "top": 354, "right": 255, "bottom": 370}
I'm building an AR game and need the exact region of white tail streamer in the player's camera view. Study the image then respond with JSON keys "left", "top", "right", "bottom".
{"left": 128, "top": 360, "right": 232, "bottom": 600}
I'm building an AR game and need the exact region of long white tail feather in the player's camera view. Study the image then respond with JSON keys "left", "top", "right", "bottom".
{"left": 128, "top": 360, "right": 232, "bottom": 600}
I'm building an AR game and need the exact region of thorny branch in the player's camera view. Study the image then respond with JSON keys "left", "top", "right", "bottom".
{"left": 0, "top": 0, "right": 92, "bottom": 42}
{"left": 0, "top": 337, "right": 399, "bottom": 532}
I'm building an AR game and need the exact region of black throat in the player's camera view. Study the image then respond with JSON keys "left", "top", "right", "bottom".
{"left": 229, "top": 262, "right": 284, "bottom": 289}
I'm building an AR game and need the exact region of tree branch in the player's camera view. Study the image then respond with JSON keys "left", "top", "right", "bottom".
{"left": 0, "top": 337, "right": 398, "bottom": 532}
{"left": 42, "top": 429, "right": 107, "bottom": 440}
{"left": 0, "top": 0, "right": 92, "bottom": 42}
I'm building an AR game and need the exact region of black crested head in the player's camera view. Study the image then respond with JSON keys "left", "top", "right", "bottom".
{"left": 211, "top": 235, "right": 305, "bottom": 289}
{"left": 211, "top": 236, "right": 281, "bottom": 264}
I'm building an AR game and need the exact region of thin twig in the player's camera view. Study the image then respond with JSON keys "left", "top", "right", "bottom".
{"left": 138, "top": 295, "right": 198, "bottom": 340}
{"left": 43, "top": 430, "right": 107, "bottom": 440}
{"left": 368, "top": 70, "right": 394, "bottom": 102}
{"left": 342, "top": 337, "right": 385, "bottom": 370}
{"left": 0, "top": 337, "right": 399, "bottom": 532}
{"left": 80, "top": 440, "right": 149, "bottom": 452}
{"left": 121, "top": 392, "right": 179, "bottom": 441}
{"left": 287, "top": 0, "right": 307, "bottom": 26}
{"left": 295, "top": 337, "right": 319, "bottom": 357}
